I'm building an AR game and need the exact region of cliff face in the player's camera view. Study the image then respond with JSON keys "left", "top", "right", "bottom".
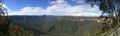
{"left": 7, "top": 16, "right": 100, "bottom": 36}
{"left": 0, "top": 16, "right": 35, "bottom": 36}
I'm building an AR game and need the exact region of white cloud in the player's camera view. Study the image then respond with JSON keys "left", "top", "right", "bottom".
{"left": 72, "top": 0, "right": 85, "bottom": 4}
{"left": 9, "top": 7, "right": 50, "bottom": 15}
{"left": 8, "top": 0, "right": 101, "bottom": 16}
{"left": 56, "top": 0, "right": 65, "bottom": 3}
{"left": 77, "top": 12, "right": 100, "bottom": 16}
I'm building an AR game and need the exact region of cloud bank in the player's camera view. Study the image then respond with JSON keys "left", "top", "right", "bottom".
{"left": 8, "top": 0, "right": 101, "bottom": 16}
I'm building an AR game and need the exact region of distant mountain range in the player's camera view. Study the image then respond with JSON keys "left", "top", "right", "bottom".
{"left": 8, "top": 15, "right": 98, "bottom": 22}
{"left": 7, "top": 15, "right": 101, "bottom": 36}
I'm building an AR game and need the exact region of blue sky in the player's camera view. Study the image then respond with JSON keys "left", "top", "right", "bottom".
{"left": 4, "top": 0, "right": 50, "bottom": 11}
{"left": 3, "top": 0, "right": 101, "bottom": 16}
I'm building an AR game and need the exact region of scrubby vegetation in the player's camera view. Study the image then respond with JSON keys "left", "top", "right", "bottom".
{"left": 8, "top": 16, "right": 102, "bottom": 36}
{"left": 0, "top": 16, "right": 35, "bottom": 36}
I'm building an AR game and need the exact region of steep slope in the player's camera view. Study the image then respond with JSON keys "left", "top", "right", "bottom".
{"left": 0, "top": 16, "right": 35, "bottom": 36}
{"left": 8, "top": 16, "right": 101, "bottom": 36}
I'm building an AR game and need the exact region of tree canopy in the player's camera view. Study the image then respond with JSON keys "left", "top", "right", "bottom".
{"left": 85, "top": 0, "right": 120, "bottom": 17}
{"left": 86, "top": 0, "right": 120, "bottom": 12}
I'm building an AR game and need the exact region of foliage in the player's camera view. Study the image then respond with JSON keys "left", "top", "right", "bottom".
{"left": 8, "top": 16, "right": 101, "bottom": 36}
{"left": 86, "top": 0, "right": 120, "bottom": 17}
{"left": 0, "top": 16, "right": 35, "bottom": 36}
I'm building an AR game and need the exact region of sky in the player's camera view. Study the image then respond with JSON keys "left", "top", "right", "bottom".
{"left": 3, "top": 0, "right": 102, "bottom": 16}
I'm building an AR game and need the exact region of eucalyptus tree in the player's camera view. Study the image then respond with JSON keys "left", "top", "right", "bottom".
{"left": 85, "top": 0, "right": 120, "bottom": 17}
{"left": 0, "top": 0, "right": 8, "bottom": 16}
{"left": 84, "top": 0, "right": 120, "bottom": 34}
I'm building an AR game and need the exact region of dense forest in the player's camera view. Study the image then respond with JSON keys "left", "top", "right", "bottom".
{"left": 7, "top": 16, "right": 101, "bottom": 36}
